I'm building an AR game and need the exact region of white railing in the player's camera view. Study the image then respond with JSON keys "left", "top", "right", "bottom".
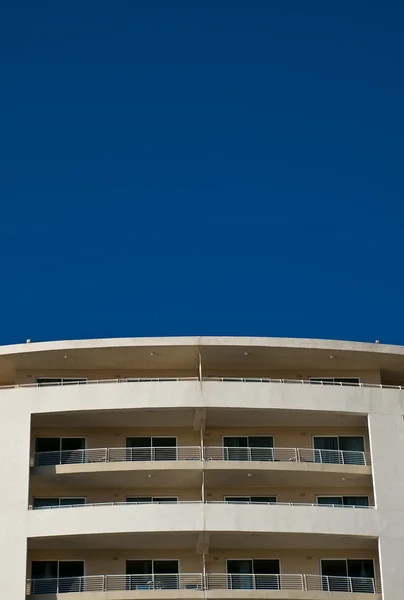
{"left": 30, "top": 499, "right": 374, "bottom": 510}
{"left": 33, "top": 445, "right": 370, "bottom": 467}
{"left": 206, "top": 573, "right": 304, "bottom": 590}
{"left": 31, "top": 500, "right": 200, "bottom": 510}
{"left": 203, "top": 376, "right": 400, "bottom": 390}
{"left": 27, "top": 573, "right": 203, "bottom": 594}
{"left": 27, "top": 573, "right": 381, "bottom": 594}
{"left": 3, "top": 375, "right": 402, "bottom": 391}
{"left": 305, "top": 574, "right": 381, "bottom": 594}
{"left": 207, "top": 501, "right": 373, "bottom": 509}
{"left": 4, "top": 377, "right": 198, "bottom": 391}
{"left": 205, "top": 446, "right": 371, "bottom": 466}
{"left": 34, "top": 446, "right": 202, "bottom": 466}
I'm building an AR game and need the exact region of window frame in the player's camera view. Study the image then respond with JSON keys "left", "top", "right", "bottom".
{"left": 32, "top": 497, "right": 87, "bottom": 509}
{"left": 320, "top": 558, "right": 375, "bottom": 578}
{"left": 31, "top": 560, "right": 86, "bottom": 579}
{"left": 316, "top": 495, "right": 370, "bottom": 507}
{"left": 126, "top": 496, "right": 179, "bottom": 504}
{"left": 224, "top": 496, "right": 277, "bottom": 504}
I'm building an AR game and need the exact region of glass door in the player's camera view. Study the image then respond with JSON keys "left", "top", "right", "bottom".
{"left": 339, "top": 437, "right": 365, "bottom": 465}
{"left": 249, "top": 436, "right": 274, "bottom": 461}
{"left": 313, "top": 437, "right": 340, "bottom": 464}
{"left": 153, "top": 437, "right": 177, "bottom": 461}
{"left": 127, "top": 560, "right": 153, "bottom": 590}
{"left": 223, "top": 437, "right": 249, "bottom": 461}
{"left": 126, "top": 437, "right": 152, "bottom": 461}
{"left": 227, "top": 560, "right": 253, "bottom": 589}
{"left": 348, "top": 560, "right": 375, "bottom": 593}
{"left": 153, "top": 560, "right": 179, "bottom": 589}
{"left": 321, "top": 560, "right": 348, "bottom": 592}
{"left": 31, "top": 561, "right": 58, "bottom": 594}
{"left": 61, "top": 438, "right": 86, "bottom": 464}
{"left": 35, "top": 438, "right": 60, "bottom": 466}
{"left": 253, "top": 559, "right": 280, "bottom": 590}
{"left": 58, "top": 562, "right": 84, "bottom": 593}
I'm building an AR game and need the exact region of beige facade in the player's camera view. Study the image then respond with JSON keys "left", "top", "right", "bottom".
{"left": 2, "top": 337, "right": 404, "bottom": 599}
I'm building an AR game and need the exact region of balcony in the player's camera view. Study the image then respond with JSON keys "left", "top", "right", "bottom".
{"left": 26, "top": 573, "right": 382, "bottom": 598}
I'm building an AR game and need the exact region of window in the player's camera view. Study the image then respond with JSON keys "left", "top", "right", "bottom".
{"left": 126, "top": 497, "right": 178, "bottom": 504}
{"left": 36, "top": 378, "right": 87, "bottom": 386}
{"left": 227, "top": 559, "right": 280, "bottom": 590}
{"left": 126, "top": 560, "right": 179, "bottom": 590}
{"left": 33, "top": 497, "right": 86, "bottom": 509}
{"left": 126, "top": 437, "right": 177, "bottom": 461}
{"left": 309, "top": 377, "right": 360, "bottom": 386}
{"left": 321, "top": 559, "right": 375, "bottom": 593}
{"left": 224, "top": 496, "right": 277, "bottom": 504}
{"left": 222, "top": 436, "right": 274, "bottom": 461}
{"left": 313, "top": 436, "right": 365, "bottom": 465}
{"left": 317, "top": 496, "right": 369, "bottom": 508}
{"left": 35, "top": 437, "right": 86, "bottom": 466}
{"left": 31, "top": 561, "right": 84, "bottom": 594}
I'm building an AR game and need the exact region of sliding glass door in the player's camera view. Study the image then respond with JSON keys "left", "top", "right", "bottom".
{"left": 223, "top": 436, "right": 274, "bottom": 461}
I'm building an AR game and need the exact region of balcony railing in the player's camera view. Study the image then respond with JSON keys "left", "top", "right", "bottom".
{"left": 33, "top": 445, "right": 370, "bottom": 467}
{"left": 34, "top": 446, "right": 202, "bottom": 467}
{"left": 205, "top": 446, "right": 370, "bottom": 466}
{"left": 27, "top": 573, "right": 203, "bottom": 594}
{"left": 3, "top": 374, "right": 403, "bottom": 390}
{"left": 26, "top": 573, "right": 381, "bottom": 595}
{"left": 29, "top": 499, "right": 374, "bottom": 510}
{"left": 305, "top": 574, "right": 382, "bottom": 594}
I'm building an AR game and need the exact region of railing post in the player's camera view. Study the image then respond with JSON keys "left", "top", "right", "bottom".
{"left": 348, "top": 577, "right": 353, "bottom": 593}
{"left": 103, "top": 574, "right": 106, "bottom": 592}
{"left": 295, "top": 448, "right": 299, "bottom": 462}
{"left": 303, "top": 574, "right": 307, "bottom": 591}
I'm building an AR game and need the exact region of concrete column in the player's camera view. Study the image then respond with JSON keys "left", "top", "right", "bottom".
{"left": 0, "top": 391, "right": 31, "bottom": 599}
{"left": 368, "top": 413, "right": 404, "bottom": 599}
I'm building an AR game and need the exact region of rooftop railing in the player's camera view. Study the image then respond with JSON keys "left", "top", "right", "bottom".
{"left": 3, "top": 375, "right": 402, "bottom": 390}
{"left": 33, "top": 445, "right": 370, "bottom": 467}
{"left": 26, "top": 573, "right": 381, "bottom": 595}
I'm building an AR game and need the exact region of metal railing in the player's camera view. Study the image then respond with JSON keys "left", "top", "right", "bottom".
{"left": 207, "top": 501, "right": 373, "bottom": 509}
{"left": 33, "top": 445, "right": 370, "bottom": 467}
{"left": 27, "top": 573, "right": 203, "bottom": 594}
{"left": 4, "top": 377, "right": 198, "bottom": 391}
{"left": 2, "top": 374, "right": 402, "bottom": 391}
{"left": 30, "top": 499, "right": 374, "bottom": 510}
{"left": 305, "top": 574, "right": 381, "bottom": 594}
{"left": 34, "top": 446, "right": 202, "bottom": 467}
{"left": 205, "top": 446, "right": 370, "bottom": 466}
{"left": 206, "top": 573, "right": 304, "bottom": 590}
{"left": 31, "top": 500, "right": 201, "bottom": 510}
{"left": 203, "top": 376, "right": 401, "bottom": 390}
{"left": 27, "top": 573, "right": 381, "bottom": 594}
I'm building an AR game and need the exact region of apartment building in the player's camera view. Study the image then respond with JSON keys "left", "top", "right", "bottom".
{"left": 1, "top": 336, "right": 404, "bottom": 600}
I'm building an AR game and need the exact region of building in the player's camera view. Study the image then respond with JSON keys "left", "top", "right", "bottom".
{"left": 1, "top": 336, "right": 404, "bottom": 600}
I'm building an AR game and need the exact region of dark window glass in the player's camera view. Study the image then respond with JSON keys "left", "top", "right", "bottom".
{"left": 60, "top": 498, "right": 86, "bottom": 507}
{"left": 317, "top": 497, "right": 343, "bottom": 506}
{"left": 33, "top": 498, "right": 59, "bottom": 509}
{"left": 343, "top": 496, "right": 369, "bottom": 507}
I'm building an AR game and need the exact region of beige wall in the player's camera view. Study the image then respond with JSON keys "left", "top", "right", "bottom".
{"left": 30, "top": 427, "right": 201, "bottom": 457}
{"left": 206, "top": 426, "right": 370, "bottom": 451}
{"left": 30, "top": 425, "right": 370, "bottom": 454}
{"left": 27, "top": 548, "right": 380, "bottom": 578}
{"left": 15, "top": 368, "right": 382, "bottom": 385}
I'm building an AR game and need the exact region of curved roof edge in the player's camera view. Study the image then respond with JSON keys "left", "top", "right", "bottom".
{"left": 0, "top": 336, "right": 403, "bottom": 358}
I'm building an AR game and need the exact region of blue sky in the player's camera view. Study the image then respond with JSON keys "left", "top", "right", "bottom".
{"left": 1, "top": 1, "right": 403, "bottom": 345}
